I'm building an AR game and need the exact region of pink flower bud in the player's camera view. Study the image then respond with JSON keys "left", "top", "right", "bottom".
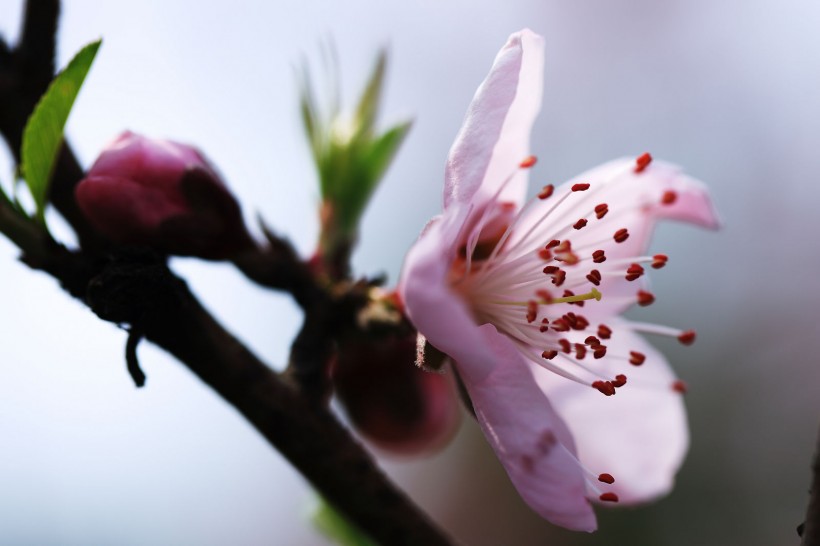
{"left": 333, "top": 330, "right": 461, "bottom": 456}
{"left": 75, "top": 131, "right": 252, "bottom": 259}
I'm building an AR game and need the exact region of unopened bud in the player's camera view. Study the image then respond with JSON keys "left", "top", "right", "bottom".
{"left": 333, "top": 329, "right": 461, "bottom": 456}
{"left": 75, "top": 131, "right": 252, "bottom": 259}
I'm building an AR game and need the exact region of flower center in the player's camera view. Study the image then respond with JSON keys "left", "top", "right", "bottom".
{"left": 449, "top": 153, "right": 696, "bottom": 397}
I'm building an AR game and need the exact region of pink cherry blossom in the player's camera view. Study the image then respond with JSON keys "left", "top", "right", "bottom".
{"left": 399, "top": 29, "right": 718, "bottom": 531}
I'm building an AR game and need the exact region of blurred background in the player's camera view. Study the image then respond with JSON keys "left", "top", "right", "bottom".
{"left": 0, "top": 0, "right": 817, "bottom": 544}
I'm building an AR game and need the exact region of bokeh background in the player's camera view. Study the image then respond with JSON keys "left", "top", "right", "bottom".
{"left": 0, "top": 0, "right": 817, "bottom": 544}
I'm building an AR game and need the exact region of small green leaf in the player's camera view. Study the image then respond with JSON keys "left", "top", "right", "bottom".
{"left": 21, "top": 38, "right": 101, "bottom": 222}
{"left": 312, "top": 497, "right": 377, "bottom": 546}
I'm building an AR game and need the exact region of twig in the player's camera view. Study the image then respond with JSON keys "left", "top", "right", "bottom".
{"left": 801, "top": 425, "right": 820, "bottom": 546}
{"left": 0, "top": 2, "right": 455, "bottom": 543}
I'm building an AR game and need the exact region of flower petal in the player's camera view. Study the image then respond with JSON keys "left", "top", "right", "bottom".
{"left": 460, "top": 324, "right": 596, "bottom": 531}
{"left": 444, "top": 29, "right": 544, "bottom": 212}
{"left": 400, "top": 217, "right": 498, "bottom": 382}
{"left": 531, "top": 322, "right": 688, "bottom": 504}
{"left": 400, "top": 218, "right": 596, "bottom": 530}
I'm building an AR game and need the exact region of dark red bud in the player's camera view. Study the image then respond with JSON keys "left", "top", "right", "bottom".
{"left": 75, "top": 131, "right": 252, "bottom": 259}
{"left": 333, "top": 331, "right": 461, "bottom": 456}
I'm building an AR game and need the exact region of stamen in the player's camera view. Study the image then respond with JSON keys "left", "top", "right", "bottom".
{"left": 592, "top": 249, "right": 606, "bottom": 263}
{"left": 538, "top": 184, "right": 554, "bottom": 199}
{"left": 651, "top": 254, "right": 668, "bottom": 269}
{"left": 594, "top": 203, "right": 609, "bottom": 219}
{"left": 573, "top": 218, "right": 588, "bottom": 230}
{"left": 612, "top": 374, "right": 627, "bottom": 388}
{"left": 541, "top": 350, "right": 558, "bottom": 360}
{"left": 661, "top": 190, "right": 677, "bottom": 205}
{"left": 625, "top": 263, "right": 645, "bottom": 281}
{"left": 599, "top": 492, "right": 619, "bottom": 503}
{"left": 586, "top": 269, "right": 602, "bottom": 286}
{"left": 613, "top": 228, "right": 629, "bottom": 243}
{"left": 672, "top": 380, "right": 688, "bottom": 393}
{"left": 637, "top": 290, "right": 655, "bottom": 306}
{"left": 597, "top": 324, "right": 612, "bottom": 339}
{"left": 572, "top": 183, "right": 590, "bottom": 192}
{"left": 634, "top": 152, "right": 653, "bottom": 173}
{"left": 526, "top": 300, "right": 538, "bottom": 323}
{"left": 598, "top": 473, "right": 615, "bottom": 484}
{"left": 520, "top": 155, "right": 537, "bottom": 168}
{"left": 678, "top": 330, "right": 696, "bottom": 345}
{"left": 538, "top": 248, "right": 553, "bottom": 260}
{"left": 629, "top": 351, "right": 646, "bottom": 366}
{"left": 592, "top": 380, "right": 616, "bottom": 396}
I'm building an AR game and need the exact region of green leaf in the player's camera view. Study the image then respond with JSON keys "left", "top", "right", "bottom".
{"left": 353, "top": 51, "right": 386, "bottom": 139}
{"left": 21, "top": 38, "right": 101, "bottom": 222}
{"left": 312, "top": 497, "right": 377, "bottom": 546}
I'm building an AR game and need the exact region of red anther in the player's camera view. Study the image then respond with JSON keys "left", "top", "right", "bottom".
{"left": 593, "top": 346, "right": 607, "bottom": 359}
{"left": 678, "top": 330, "right": 696, "bottom": 345}
{"left": 556, "top": 252, "right": 579, "bottom": 265}
{"left": 629, "top": 351, "right": 646, "bottom": 366}
{"left": 672, "top": 380, "right": 688, "bottom": 393}
{"left": 585, "top": 335, "right": 600, "bottom": 346}
{"left": 541, "top": 350, "right": 558, "bottom": 360}
{"left": 594, "top": 203, "right": 609, "bottom": 219}
{"left": 637, "top": 290, "right": 655, "bottom": 306}
{"left": 614, "top": 228, "right": 629, "bottom": 243}
{"left": 598, "top": 473, "right": 615, "bottom": 484}
{"left": 538, "top": 248, "right": 553, "bottom": 260}
{"left": 598, "top": 324, "right": 612, "bottom": 339}
{"left": 563, "top": 289, "right": 584, "bottom": 307}
{"left": 635, "top": 152, "right": 653, "bottom": 173}
{"left": 574, "top": 315, "right": 590, "bottom": 330}
{"left": 558, "top": 339, "right": 572, "bottom": 353}
{"left": 520, "top": 155, "right": 537, "bottom": 168}
{"left": 538, "top": 184, "right": 554, "bottom": 200}
{"left": 586, "top": 269, "right": 602, "bottom": 286}
{"left": 536, "top": 289, "right": 553, "bottom": 303}
{"left": 546, "top": 239, "right": 560, "bottom": 249}
{"left": 592, "top": 249, "right": 607, "bottom": 263}
{"left": 592, "top": 380, "right": 616, "bottom": 396}
{"left": 539, "top": 318, "right": 550, "bottom": 332}
{"left": 574, "top": 344, "right": 587, "bottom": 359}
{"left": 599, "top": 492, "right": 620, "bottom": 503}
{"left": 552, "top": 269, "right": 566, "bottom": 287}
{"left": 625, "top": 263, "right": 644, "bottom": 281}
{"left": 543, "top": 265, "right": 559, "bottom": 274}
{"left": 552, "top": 319, "right": 569, "bottom": 332}
{"left": 500, "top": 202, "right": 516, "bottom": 212}
{"left": 526, "top": 300, "right": 538, "bottom": 323}
{"left": 554, "top": 240, "right": 572, "bottom": 253}
{"left": 573, "top": 218, "right": 588, "bottom": 230}
{"left": 651, "top": 254, "right": 669, "bottom": 269}
{"left": 572, "top": 183, "right": 590, "bottom": 192}
{"left": 612, "top": 374, "right": 627, "bottom": 388}
{"left": 661, "top": 190, "right": 678, "bottom": 205}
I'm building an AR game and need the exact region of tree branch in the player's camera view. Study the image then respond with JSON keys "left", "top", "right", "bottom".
{"left": 802, "top": 424, "right": 820, "bottom": 546}
{"left": 0, "top": 2, "right": 454, "bottom": 543}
